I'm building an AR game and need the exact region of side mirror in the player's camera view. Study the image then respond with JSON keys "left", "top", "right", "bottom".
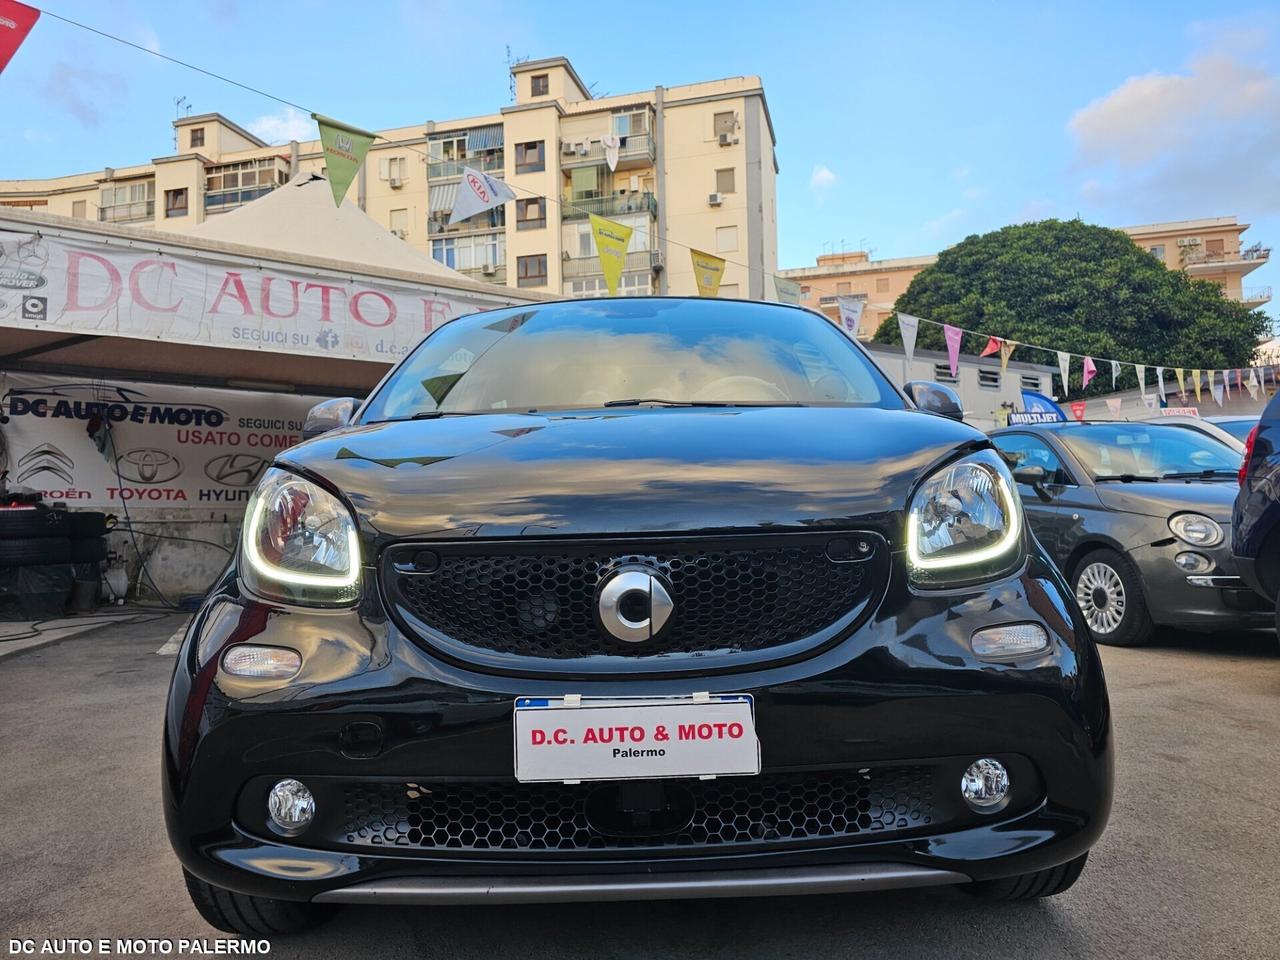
{"left": 904, "top": 380, "right": 964, "bottom": 421}
{"left": 302, "top": 397, "right": 357, "bottom": 440}
{"left": 1012, "top": 464, "right": 1054, "bottom": 502}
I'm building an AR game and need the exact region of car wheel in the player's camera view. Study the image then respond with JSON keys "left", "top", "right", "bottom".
{"left": 183, "top": 869, "right": 336, "bottom": 936}
{"left": 1071, "top": 548, "right": 1153, "bottom": 647}
{"left": 965, "top": 852, "right": 1088, "bottom": 901}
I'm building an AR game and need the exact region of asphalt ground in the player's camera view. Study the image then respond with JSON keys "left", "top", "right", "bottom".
{"left": 1, "top": 615, "right": 1277, "bottom": 960}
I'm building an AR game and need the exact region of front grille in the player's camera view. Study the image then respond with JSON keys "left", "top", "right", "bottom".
{"left": 382, "top": 533, "right": 886, "bottom": 670}
{"left": 334, "top": 768, "right": 936, "bottom": 854}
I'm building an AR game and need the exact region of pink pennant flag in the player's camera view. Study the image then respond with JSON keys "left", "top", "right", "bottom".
{"left": 980, "top": 335, "right": 1001, "bottom": 358}
{"left": 1105, "top": 397, "right": 1123, "bottom": 417}
{"left": 1082, "top": 356, "right": 1097, "bottom": 389}
{"left": 944, "top": 324, "right": 963, "bottom": 378}
{"left": 1069, "top": 400, "right": 1087, "bottom": 422}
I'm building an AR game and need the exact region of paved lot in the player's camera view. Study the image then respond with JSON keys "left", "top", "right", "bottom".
{"left": 1, "top": 615, "right": 1277, "bottom": 960}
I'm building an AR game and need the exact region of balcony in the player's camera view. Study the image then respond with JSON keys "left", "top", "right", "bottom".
{"left": 428, "top": 152, "right": 504, "bottom": 179}
{"left": 560, "top": 192, "right": 657, "bottom": 222}
{"left": 98, "top": 201, "right": 154, "bottom": 223}
{"left": 1243, "top": 285, "right": 1272, "bottom": 306}
{"left": 562, "top": 249, "right": 654, "bottom": 280}
{"left": 205, "top": 186, "right": 276, "bottom": 214}
{"left": 559, "top": 133, "right": 656, "bottom": 171}
{"left": 1184, "top": 245, "right": 1270, "bottom": 275}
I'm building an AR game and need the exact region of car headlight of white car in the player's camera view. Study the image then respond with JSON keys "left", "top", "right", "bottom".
{"left": 1168, "top": 512, "right": 1223, "bottom": 548}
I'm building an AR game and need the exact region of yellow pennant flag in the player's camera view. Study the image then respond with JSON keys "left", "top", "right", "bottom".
{"left": 690, "top": 249, "right": 727, "bottom": 298}
{"left": 589, "top": 214, "right": 633, "bottom": 296}
{"left": 1192, "top": 369, "right": 1202, "bottom": 402}
{"left": 999, "top": 339, "right": 1016, "bottom": 372}
{"left": 1174, "top": 368, "right": 1185, "bottom": 395}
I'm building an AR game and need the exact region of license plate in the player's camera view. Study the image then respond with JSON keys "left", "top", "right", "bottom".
{"left": 513, "top": 694, "right": 760, "bottom": 783}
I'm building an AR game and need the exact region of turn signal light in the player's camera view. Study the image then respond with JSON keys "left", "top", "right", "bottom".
{"left": 969, "top": 623, "right": 1049, "bottom": 660}
{"left": 222, "top": 644, "right": 302, "bottom": 679}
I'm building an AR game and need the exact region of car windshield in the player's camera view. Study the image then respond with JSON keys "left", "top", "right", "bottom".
{"left": 358, "top": 299, "right": 903, "bottom": 421}
{"left": 1212, "top": 418, "right": 1258, "bottom": 442}
{"left": 1058, "top": 423, "right": 1242, "bottom": 481}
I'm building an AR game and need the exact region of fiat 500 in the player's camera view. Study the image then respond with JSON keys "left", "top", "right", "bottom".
{"left": 165, "top": 298, "right": 1112, "bottom": 935}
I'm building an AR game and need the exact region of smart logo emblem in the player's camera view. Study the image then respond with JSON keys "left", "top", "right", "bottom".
{"left": 595, "top": 565, "right": 674, "bottom": 644}
{"left": 116, "top": 448, "right": 183, "bottom": 484}
{"left": 204, "top": 453, "right": 270, "bottom": 487}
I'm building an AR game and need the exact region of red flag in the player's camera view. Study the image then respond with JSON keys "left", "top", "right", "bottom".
{"left": 1069, "top": 400, "right": 1087, "bottom": 422}
{"left": 980, "top": 335, "right": 1001, "bottom": 358}
{"left": 0, "top": 1, "right": 39, "bottom": 74}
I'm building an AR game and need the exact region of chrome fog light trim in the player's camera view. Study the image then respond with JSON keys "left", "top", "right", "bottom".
{"left": 267, "top": 778, "right": 315, "bottom": 834}
{"left": 969, "top": 623, "right": 1049, "bottom": 660}
{"left": 961, "top": 758, "right": 1010, "bottom": 811}
{"left": 1174, "top": 552, "right": 1212, "bottom": 574}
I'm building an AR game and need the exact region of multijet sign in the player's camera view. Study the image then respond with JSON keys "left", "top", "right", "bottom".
{"left": 0, "top": 231, "right": 509, "bottom": 363}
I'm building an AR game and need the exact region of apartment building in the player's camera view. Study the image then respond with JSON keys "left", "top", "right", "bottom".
{"left": 780, "top": 216, "right": 1272, "bottom": 339}
{"left": 0, "top": 57, "right": 778, "bottom": 300}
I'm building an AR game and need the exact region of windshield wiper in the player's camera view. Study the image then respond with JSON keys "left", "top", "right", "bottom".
{"left": 1093, "top": 473, "right": 1160, "bottom": 483}
{"left": 1160, "top": 469, "right": 1239, "bottom": 480}
{"left": 602, "top": 398, "right": 805, "bottom": 408}
{"left": 373, "top": 410, "right": 492, "bottom": 422}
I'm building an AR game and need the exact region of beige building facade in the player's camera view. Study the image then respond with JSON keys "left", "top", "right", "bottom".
{"left": 780, "top": 216, "right": 1271, "bottom": 339}
{"left": 0, "top": 57, "right": 778, "bottom": 300}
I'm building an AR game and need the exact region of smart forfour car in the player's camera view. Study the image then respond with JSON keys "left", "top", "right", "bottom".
{"left": 164, "top": 298, "right": 1112, "bottom": 935}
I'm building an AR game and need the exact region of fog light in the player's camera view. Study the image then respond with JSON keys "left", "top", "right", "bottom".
{"left": 267, "top": 778, "right": 314, "bottom": 834}
{"left": 961, "top": 758, "right": 1009, "bottom": 810}
{"left": 970, "top": 623, "right": 1049, "bottom": 660}
{"left": 222, "top": 644, "right": 301, "bottom": 678}
{"left": 1174, "top": 552, "right": 1212, "bottom": 574}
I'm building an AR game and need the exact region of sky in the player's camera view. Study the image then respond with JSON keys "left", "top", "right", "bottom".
{"left": 1, "top": 1, "right": 1277, "bottom": 321}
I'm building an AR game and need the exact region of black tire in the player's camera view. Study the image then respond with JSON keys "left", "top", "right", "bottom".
{"left": 68, "top": 512, "right": 107, "bottom": 538}
{"left": 0, "top": 537, "right": 70, "bottom": 568}
{"left": 183, "top": 870, "right": 336, "bottom": 936}
{"left": 0, "top": 507, "right": 67, "bottom": 539}
{"left": 1070, "top": 548, "right": 1153, "bottom": 647}
{"left": 966, "top": 852, "right": 1089, "bottom": 901}
{"left": 69, "top": 538, "right": 107, "bottom": 563}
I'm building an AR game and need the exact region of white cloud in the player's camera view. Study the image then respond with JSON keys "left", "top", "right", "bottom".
{"left": 923, "top": 207, "right": 965, "bottom": 235}
{"left": 246, "top": 107, "right": 314, "bottom": 145}
{"left": 809, "top": 164, "right": 838, "bottom": 190}
{"left": 1067, "top": 23, "right": 1280, "bottom": 214}
{"left": 136, "top": 26, "right": 161, "bottom": 54}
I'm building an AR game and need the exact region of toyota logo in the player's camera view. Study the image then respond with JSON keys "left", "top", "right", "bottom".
{"left": 596, "top": 565, "right": 674, "bottom": 644}
{"left": 116, "top": 448, "right": 183, "bottom": 484}
{"left": 204, "top": 453, "right": 269, "bottom": 487}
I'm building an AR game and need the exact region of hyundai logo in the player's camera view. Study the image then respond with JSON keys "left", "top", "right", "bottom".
{"left": 204, "top": 453, "right": 269, "bottom": 487}
{"left": 116, "top": 448, "right": 183, "bottom": 484}
{"left": 596, "top": 565, "right": 674, "bottom": 644}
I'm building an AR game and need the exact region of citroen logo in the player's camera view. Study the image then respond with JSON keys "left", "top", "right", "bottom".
{"left": 596, "top": 565, "right": 674, "bottom": 644}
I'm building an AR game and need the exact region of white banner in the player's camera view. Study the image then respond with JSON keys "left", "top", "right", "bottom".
{"left": 0, "top": 372, "right": 324, "bottom": 507}
{"left": 898, "top": 313, "right": 920, "bottom": 362}
{"left": 837, "top": 296, "right": 864, "bottom": 337}
{"left": 448, "top": 166, "right": 517, "bottom": 225}
{"left": 0, "top": 231, "right": 515, "bottom": 365}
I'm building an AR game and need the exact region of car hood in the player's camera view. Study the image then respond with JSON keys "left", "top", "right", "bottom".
{"left": 1094, "top": 480, "right": 1239, "bottom": 522}
{"left": 279, "top": 407, "right": 985, "bottom": 543}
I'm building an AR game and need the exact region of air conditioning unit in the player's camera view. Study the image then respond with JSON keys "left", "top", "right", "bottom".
{"left": 390, "top": 228, "right": 407, "bottom": 239}
{"left": 481, "top": 263, "right": 497, "bottom": 276}
{"left": 708, "top": 192, "right": 723, "bottom": 207}
{"left": 649, "top": 250, "right": 664, "bottom": 274}
{"left": 718, "top": 132, "right": 740, "bottom": 146}
{"left": 389, "top": 177, "right": 404, "bottom": 189}
{"left": 1177, "top": 237, "right": 1202, "bottom": 247}
{"left": 561, "top": 141, "right": 576, "bottom": 156}
{"left": 577, "top": 143, "right": 589, "bottom": 156}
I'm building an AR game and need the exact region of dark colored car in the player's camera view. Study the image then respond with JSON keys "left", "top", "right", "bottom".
{"left": 1207, "top": 415, "right": 1260, "bottom": 444}
{"left": 165, "top": 298, "right": 1112, "bottom": 935}
{"left": 1233, "top": 394, "right": 1280, "bottom": 619}
{"left": 990, "top": 421, "right": 1265, "bottom": 647}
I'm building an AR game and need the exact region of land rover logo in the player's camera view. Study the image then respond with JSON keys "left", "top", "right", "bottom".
{"left": 116, "top": 448, "right": 183, "bottom": 484}
{"left": 203, "top": 453, "right": 269, "bottom": 487}
{"left": 0, "top": 268, "right": 46, "bottom": 290}
{"left": 596, "top": 565, "right": 674, "bottom": 644}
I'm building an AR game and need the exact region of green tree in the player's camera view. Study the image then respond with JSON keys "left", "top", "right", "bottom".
{"left": 871, "top": 219, "right": 1271, "bottom": 395}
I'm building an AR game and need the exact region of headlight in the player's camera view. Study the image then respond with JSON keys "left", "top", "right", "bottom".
{"left": 1168, "top": 513, "right": 1223, "bottom": 547}
{"left": 240, "top": 467, "right": 361, "bottom": 606}
{"left": 907, "top": 449, "right": 1023, "bottom": 585}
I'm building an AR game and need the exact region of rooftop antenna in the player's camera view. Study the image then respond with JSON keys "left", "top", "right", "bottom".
{"left": 173, "top": 96, "right": 190, "bottom": 150}
{"left": 505, "top": 46, "right": 529, "bottom": 102}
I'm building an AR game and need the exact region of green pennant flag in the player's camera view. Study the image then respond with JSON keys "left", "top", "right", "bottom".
{"left": 312, "top": 113, "right": 377, "bottom": 207}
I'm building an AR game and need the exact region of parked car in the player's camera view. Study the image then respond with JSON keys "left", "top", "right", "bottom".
{"left": 166, "top": 298, "right": 1111, "bottom": 935}
{"left": 1207, "top": 415, "right": 1260, "bottom": 443}
{"left": 1143, "top": 415, "right": 1245, "bottom": 454}
{"left": 990, "top": 421, "right": 1266, "bottom": 646}
{"left": 1233, "top": 394, "right": 1280, "bottom": 622}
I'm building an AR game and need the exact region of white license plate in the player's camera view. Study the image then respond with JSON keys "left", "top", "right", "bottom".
{"left": 513, "top": 695, "right": 760, "bottom": 783}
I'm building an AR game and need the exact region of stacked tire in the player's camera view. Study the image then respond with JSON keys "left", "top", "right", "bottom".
{"left": 0, "top": 506, "right": 73, "bottom": 620}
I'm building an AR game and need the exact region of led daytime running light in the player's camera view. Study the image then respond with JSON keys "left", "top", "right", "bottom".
{"left": 906, "top": 456, "right": 1022, "bottom": 571}
{"left": 242, "top": 481, "right": 361, "bottom": 590}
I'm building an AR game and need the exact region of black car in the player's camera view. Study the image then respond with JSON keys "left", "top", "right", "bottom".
{"left": 1234, "top": 394, "right": 1280, "bottom": 621}
{"left": 990, "top": 421, "right": 1265, "bottom": 647}
{"left": 165, "top": 298, "right": 1112, "bottom": 935}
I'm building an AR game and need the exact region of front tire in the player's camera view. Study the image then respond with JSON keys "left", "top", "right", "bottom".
{"left": 183, "top": 870, "right": 335, "bottom": 936}
{"left": 966, "top": 852, "right": 1089, "bottom": 900}
{"left": 1072, "top": 548, "right": 1152, "bottom": 647}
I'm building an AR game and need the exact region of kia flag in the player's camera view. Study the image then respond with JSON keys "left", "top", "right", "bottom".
{"left": 0, "top": 1, "right": 38, "bottom": 74}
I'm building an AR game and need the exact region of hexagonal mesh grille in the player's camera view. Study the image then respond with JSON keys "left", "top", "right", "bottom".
{"left": 383, "top": 535, "right": 878, "bottom": 661}
{"left": 335, "top": 768, "right": 934, "bottom": 852}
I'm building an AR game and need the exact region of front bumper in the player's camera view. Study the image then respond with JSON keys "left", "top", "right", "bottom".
{"left": 1129, "top": 539, "right": 1271, "bottom": 628}
{"left": 164, "top": 551, "right": 1112, "bottom": 903}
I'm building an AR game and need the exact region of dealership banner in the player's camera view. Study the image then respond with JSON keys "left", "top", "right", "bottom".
{"left": 0, "top": 230, "right": 514, "bottom": 364}
{"left": 0, "top": 372, "right": 325, "bottom": 507}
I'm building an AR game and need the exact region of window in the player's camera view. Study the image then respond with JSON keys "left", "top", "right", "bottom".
{"left": 1020, "top": 375, "right": 1041, "bottom": 392}
{"left": 569, "top": 165, "right": 603, "bottom": 200}
{"left": 389, "top": 208, "right": 408, "bottom": 237}
{"left": 71, "top": 200, "right": 86, "bottom": 218}
{"left": 517, "top": 254, "right": 548, "bottom": 287}
{"left": 431, "top": 233, "right": 505, "bottom": 270}
{"left": 164, "top": 188, "right": 188, "bottom": 218}
{"left": 515, "top": 140, "right": 545, "bottom": 174}
{"left": 992, "top": 434, "right": 1072, "bottom": 486}
{"left": 713, "top": 111, "right": 736, "bottom": 137}
{"left": 531, "top": 73, "right": 549, "bottom": 96}
{"left": 1149, "top": 245, "right": 1165, "bottom": 259}
{"left": 380, "top": 156, "right": 408, "bottom": 183}
{"left": 875, "top": 277, "right": 890, "bottom": 293}
{"left": 189, "top": 127, "right": 204, "bottom": 148}
{"left": 516, "top": 197, "right": 545, "bottom": 230}
{"left": 1205, "top": 238, "right": 1224, "bottom": 256}
{"left": 718, "top": 283, "right": 740, "bottom": 299}
{"left": 577, "top": 224, "right": 593, "bottom": 257}
{"left": 566, "top": 274, "right": 651, "bottom": 298}
{"left": 715, "top": 225, "right": 739, "bottom": 253}
{"left": 98, "top": 180, "right": 156, "bottom": 222}
{"left": 715, "top": 168, "right": 736, "bottom": 194}
{"left": 933, "top": 362, "right": 959, "bottom": 384}
{"left": 978, "top": 369, "right": 1000, "bottom": 389}
{"left": 612, "top": 110, "right": 648, "bottom": 137}
{"left": 836, "top": 281, "right": 851, "bottom": 295}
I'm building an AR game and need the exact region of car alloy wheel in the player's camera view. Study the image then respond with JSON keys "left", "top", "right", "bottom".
{"left": 1075, "top": 561, "right": 1126, "bottom": 634}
